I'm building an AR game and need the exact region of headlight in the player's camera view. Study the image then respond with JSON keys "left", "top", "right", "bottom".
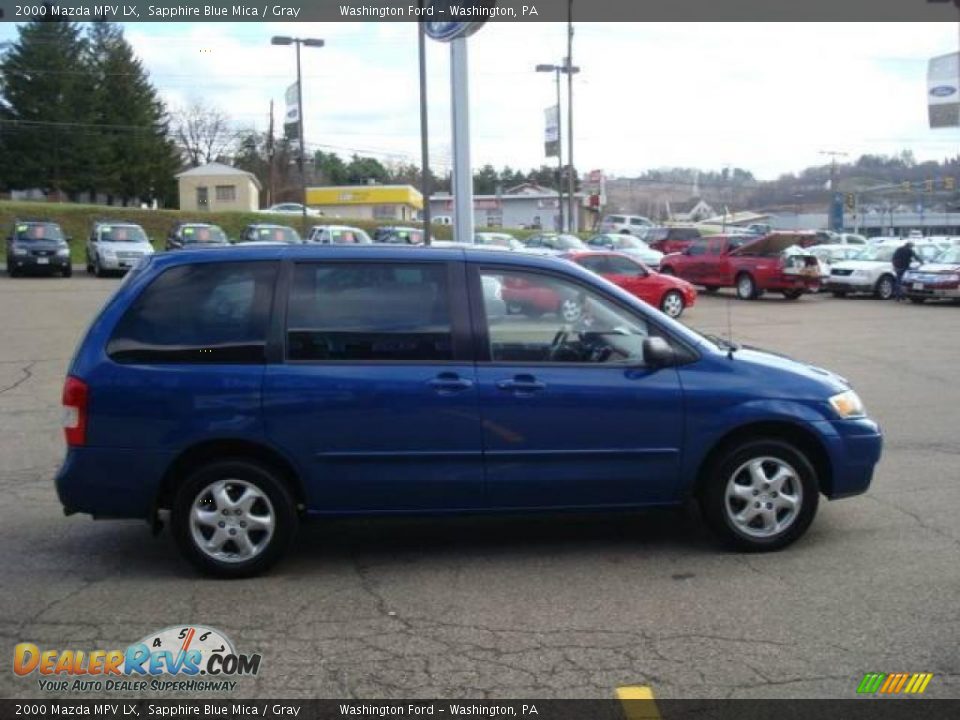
{"left": 56, "top": 247, "right": 70, "bottom": 257}
{"left": 829, "top": 390, "right": 865, "bottom": 419}
{"left": 100, "top": 249, "right": 116, "bottom": 258}
{"left": 12, "top": 247, "right": 27, "bottom": 256}
{"left": 943, "top": 274, "right": 959, "bottom": 283}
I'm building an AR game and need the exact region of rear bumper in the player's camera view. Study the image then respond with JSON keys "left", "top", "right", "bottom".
{"left": 55, "top": 446, "right": 174, "bottom": 519}
{"left": 814, "top": 418, "right": 883, "bottom": 499}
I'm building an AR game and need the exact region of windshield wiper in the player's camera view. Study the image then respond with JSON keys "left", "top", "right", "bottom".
{"left": 702, "top": 333, "right": 741, "bottom": 356}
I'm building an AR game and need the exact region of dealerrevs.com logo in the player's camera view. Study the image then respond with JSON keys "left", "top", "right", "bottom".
{"left": 13, "top": 625, "right": 262, "bottom": 693}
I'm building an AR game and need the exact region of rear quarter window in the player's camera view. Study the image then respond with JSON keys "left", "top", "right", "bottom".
{"left": 107, "top": 261, "right": 278, "bottom": 363}
{"left": 286, "top": 262, "right": 453, "bottom": 362}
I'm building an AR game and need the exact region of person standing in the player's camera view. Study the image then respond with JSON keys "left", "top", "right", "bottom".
{"left": 891, "top": 241, "right": 921, "bottom": 302}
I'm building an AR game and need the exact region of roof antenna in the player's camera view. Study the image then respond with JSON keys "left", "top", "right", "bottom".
{"left": 725, "top": 293, "right": 735, "bottom": 359}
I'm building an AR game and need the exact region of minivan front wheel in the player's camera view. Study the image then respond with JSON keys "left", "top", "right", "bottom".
{"left": 172, "top": 460, "right": 297, "bottom": 578}
{"left": 700, "top": 440, "right": 819, "bottom": 552}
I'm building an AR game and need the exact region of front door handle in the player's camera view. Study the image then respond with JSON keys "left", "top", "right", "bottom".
{"left": 496, "top": 375, "right": 546, "bottom": 394}
{"left": 428, "top": 373, "right": 474, "bottom": 394}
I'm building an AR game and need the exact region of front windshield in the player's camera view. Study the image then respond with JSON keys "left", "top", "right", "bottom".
{"left": 853, "top": 245, "right": 895, "bottom": 262}
{"left": 557, "top": 235, "right": 587, "bottom": 250}
{"left": 933, "top": 246, "right": 960, "bottom": 264}
{"left": 99, "top": 225, "right": 148, "bottom": 243}
{"left": 15, "top": 223, "right": 64, "bottom": 242}
{"left": 331, "top": 228, "right": 371, "bottom": 244}
{"left": 183, "top": 225, "right": 227, "bottom": 244}
{"left": 257, "top": 226, "right": 301, "bottom": 243}
{"left": 615, "top": 235, "right": 645, "bottom": 249}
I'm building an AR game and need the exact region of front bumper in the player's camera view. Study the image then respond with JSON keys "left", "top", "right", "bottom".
{"left": 98, "top": 255, "right": 148, "bottom": 271}
{"left": 904, "top": 284, "right": 960, "bottom": 300}
{"left": 8, "top": 254, "right": 71, "bottom": 272}
{"left": 826, "top": 277, "right": 874, "bottom": 293}
{"left": 813, "top": 417, "right": 883, "bottom": 499}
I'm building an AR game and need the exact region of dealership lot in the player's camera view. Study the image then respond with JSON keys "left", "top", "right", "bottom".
{"left": 0, "top": 275, "right": 957, "bottom": 700}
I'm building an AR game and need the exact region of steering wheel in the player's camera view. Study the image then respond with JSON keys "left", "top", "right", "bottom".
{"left": 547, "top": 329, "right": 570, "bottom": 362}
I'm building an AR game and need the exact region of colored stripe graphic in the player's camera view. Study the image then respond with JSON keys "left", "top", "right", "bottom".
{"left": 857, "top": 673, "right": 886, "bottom": 693}
{"left": 858, "top": 672, "right": 933, "bottom": 695}
{"left": 616, "top": 685, "right": 660, "bottom": 720}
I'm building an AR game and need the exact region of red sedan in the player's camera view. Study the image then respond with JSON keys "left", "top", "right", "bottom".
{"left": 564, "top": 251, "right": 697, "bottom": 318}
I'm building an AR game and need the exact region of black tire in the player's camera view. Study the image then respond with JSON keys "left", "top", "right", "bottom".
{"left": 782, "top": 289, "right": 803, "bottom": 300}
{"left": 8, "top": 264, "right": 19, "bottom": 278}
{"left": 171, "top": 459, "right": 297, "bottom": 578}
{"left": 909, "top": 297, "right": 925, "bottom": 305}
{"left": 874, "top": 275, "right": 895, "bottom": 301}
{"left": 735, "top": 273, "right": 757, "bottom": 301}
{"left": 62, "top": 265, "right": 72, "bottom": 278}
{"left": 94, "top": 255, "right": 105, "bottom": 278}
{"left": 704, "top": 286, "right": 719, "bottom": 293}
{"left": 831, "top": 291, "right": 847, "bottom": 298}
{"left": 700, "top": 439, "right": 819, "bottom": 552}
{"left": 659, "top": 289, "right": 685, "bottom": 318}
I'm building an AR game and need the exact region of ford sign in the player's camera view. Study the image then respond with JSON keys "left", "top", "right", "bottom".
{"left": 930, "top": 85, "right": 958, "bottom": 97}
{"left": 421, "top": 1, "right": 496, "bottom": 41}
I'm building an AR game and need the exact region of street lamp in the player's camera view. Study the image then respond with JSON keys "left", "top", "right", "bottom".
{"left": 272, "top": 35, "right": 325, "bottom": 236}
{"left": 536, "top": 60, "right": 579, "bottom": 233}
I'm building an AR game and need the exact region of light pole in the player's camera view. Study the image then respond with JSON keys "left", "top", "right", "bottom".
{"left": 566, "top": 1, "right": 577, "bottom": 231}
{"left": 536, "top": 64, "right": 563, "bottom": 232}
{"left": 537, "top": 60, "right": 580, "bottom": 233}
{"left": 272, "top": 35, "right": 324, "bottom": 238}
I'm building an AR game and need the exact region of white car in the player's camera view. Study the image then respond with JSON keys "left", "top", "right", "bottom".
{"left": 808, "top": 243, "right": 864, "bottom": 271}
{"left": 825, "top": 243, "right": 904, "bottom": 299}
{"left": 586, "top": 233, "right": 663, "bottom": 269}
{"left": 306, "top": 225, "right": 372, "bottom": 244}
{"left": 598, "top": 214, "right": 654, "bottom": 236}
{"left": 85, "top": 222, "right": 155, "bottom": 277}
{"left": 833, "top": 233, "right": 868, "bottom": 246}
{"left": 263, "top": 203, "right": 321, "bottom": 217}
{"left": 474, "top": 232, "right": 524, "bottom": 250}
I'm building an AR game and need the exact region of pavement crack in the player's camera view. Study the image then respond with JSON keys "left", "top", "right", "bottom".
{"left": 0, "top": 362, "right": 35, "bottom": 395}
{"left": 865, "top": 494, "right": 960, "bottom": 550}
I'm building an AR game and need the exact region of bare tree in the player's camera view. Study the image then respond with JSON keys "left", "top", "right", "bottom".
{"left": 171, "top": 102, "right": 236, "bottom": 167}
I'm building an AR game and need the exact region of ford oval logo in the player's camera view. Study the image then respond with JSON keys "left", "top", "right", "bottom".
{"left": 930, "top": 85, "right": 957, "bottom": 98}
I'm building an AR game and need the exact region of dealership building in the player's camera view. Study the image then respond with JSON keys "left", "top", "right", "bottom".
{"left": 428, "top": 184, "right": 591, "bottom": 231}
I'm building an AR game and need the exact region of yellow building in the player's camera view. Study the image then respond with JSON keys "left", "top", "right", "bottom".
{"left": 306, "top": 185, "right": 423, "bottom": 221}
{"left": 176, "top": 163, "right": 261, "bottom": 212}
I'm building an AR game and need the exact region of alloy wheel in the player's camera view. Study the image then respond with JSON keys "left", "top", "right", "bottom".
{"left": 189, "top": 479, "right": 275, "bottom": 564}
{"left": 724, "top": 457, "right": 803, "bottom": 539}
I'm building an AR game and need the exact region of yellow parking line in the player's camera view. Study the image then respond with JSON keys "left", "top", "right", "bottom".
{"left": 616, "top": 685, "right": 660, "bottom": 720}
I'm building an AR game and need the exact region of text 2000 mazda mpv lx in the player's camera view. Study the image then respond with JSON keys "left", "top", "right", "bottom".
{"left": 56, "top": 246, "right": 882, "bottom": 577}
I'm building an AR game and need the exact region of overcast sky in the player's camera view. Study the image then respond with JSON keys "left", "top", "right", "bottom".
{"left": 4, "top": 21, "right": 959, "bottom": 179}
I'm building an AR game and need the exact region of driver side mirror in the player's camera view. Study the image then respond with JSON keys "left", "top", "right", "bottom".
{"left": 643, "top": 337, "right": 675, "bottom": 369}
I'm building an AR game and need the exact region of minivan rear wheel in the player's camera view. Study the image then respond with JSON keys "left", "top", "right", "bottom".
{"left": 172, "top": 459, "right": 297, "bottom": 578}
{"left": 700, "top": 440, "right": 819, "bottom": 552}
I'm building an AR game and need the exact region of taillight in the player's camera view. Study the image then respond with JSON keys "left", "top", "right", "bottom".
{"left": 62, "top": 376, "right": 89, "bottom": 447}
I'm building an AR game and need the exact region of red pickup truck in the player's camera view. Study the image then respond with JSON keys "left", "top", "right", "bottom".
{"left": 659, "top": 233, "right": 822, "bottom": 300}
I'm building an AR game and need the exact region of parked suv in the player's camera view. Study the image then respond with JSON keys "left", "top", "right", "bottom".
{"left": 239, "top": 224, "right": 301, "bottom": 244}
{"left": 57, "top": 245, "right": 882, "bottom": 577}
{"left": 165, "top": 222, "right": 230, "bottom": 250}
{"left": 6, "top": 220, "right": 72, "bottom": 277}
{"left": 644, "top": 226, "right": 703, "bottom": 254}
{"left": 86, "top": 221, "right": 155, "bottom": 277}
{"left": 598, "top": 214, "right": 654, "bottom": 236}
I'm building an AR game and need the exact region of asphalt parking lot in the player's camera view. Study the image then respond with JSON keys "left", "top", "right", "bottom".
{"left": 0, "top": 274, "right": 957, "bottom": 700}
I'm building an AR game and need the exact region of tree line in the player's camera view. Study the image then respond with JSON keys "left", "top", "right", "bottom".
{"left": 0, "top": 16, "right": 181, "bottom": 206}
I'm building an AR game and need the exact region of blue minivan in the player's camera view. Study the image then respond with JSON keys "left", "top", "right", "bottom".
{"left": 57, "top": 245, "right": 882, "bottom": 577}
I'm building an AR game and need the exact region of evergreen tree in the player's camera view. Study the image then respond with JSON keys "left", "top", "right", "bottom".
{"left": 86, "top": 20, "right": 179, "bottom": 204}
{"left": 0, "top": 16, "right": 93, "bottom": 198}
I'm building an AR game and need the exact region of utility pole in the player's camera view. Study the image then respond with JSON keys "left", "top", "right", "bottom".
{"left": 819, "top": 149, "right": 848, "bottom": 191}
{"left": 267, "top": 100, "right": 275, "bottom": 207}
